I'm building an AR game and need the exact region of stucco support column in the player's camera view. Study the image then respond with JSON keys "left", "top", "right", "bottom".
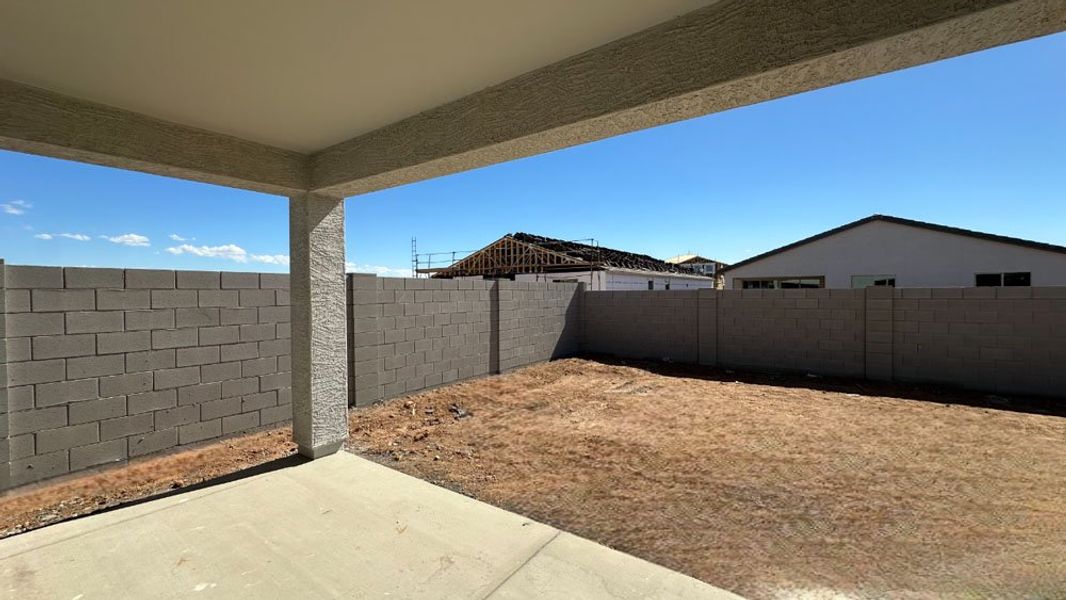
{"left": 289, "top": 192, "right": 348, "bottom": 458}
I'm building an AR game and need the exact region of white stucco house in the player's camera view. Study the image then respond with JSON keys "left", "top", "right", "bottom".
{"left": 721, "top": 215, "right": 1066, "bottom": 289}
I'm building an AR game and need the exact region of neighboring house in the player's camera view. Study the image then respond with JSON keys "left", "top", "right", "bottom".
{"left": 664, "top": 254, "right": 729, "bottom": 279}
{"left": 721, "top": 215, "right": 1066, "bottom": 289}
{"left": 424, "top": 233, "right": 716, "bottom": 290}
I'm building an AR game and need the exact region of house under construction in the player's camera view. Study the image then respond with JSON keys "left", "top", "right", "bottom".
{"left": 416, "top": 233, "right": 718, "bottom": 291}
{"left": 664, "top": 254, "right": 730, "bottom": 278}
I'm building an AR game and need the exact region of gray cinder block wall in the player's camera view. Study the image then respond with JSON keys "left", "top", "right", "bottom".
{"left": 2, "top": 265, "right": 292, "bottom": 488}
{"left": 888, "top": 287, "right": 1066, "bottom": 395}
{"left": 1, "top": 260, "right": 8, "bottom": 490}
{"left": 580, "top": 287, "right": 1066, "bottom": 396}
{"left": 581, "top": 290, "right": 700, "bottom": 363}
{"left": 497, "top": 281, "right": 581, "bottom": 371}
{"left": 4, "top": 263, "right": 1063, "bottom": 489}
{"left": 347, "top": 276, "right": 581, "bottom": 406}
{"left": 716, "top": 289, "right": 866, "bottom": 377}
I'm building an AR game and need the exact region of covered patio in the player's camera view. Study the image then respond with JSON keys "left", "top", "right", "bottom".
{"left": 1, "top": 451, "right": 741, "bottom": 599}
{"left": 2, "top": 0, "right": 1065, "bottom": 597}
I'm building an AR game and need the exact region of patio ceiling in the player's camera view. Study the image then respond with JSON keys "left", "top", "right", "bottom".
{"left": 1, "top": 0, "right": 1063, "bottom": 197}
{"left": 0, "top": 0, "right": 715, "bottom": 154}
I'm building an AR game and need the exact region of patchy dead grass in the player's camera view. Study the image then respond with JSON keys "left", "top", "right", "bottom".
{"left": 348, "top": 358, "right": 1066, "bottom": 599}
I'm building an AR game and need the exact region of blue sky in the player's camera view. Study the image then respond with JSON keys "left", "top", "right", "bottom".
{"left": 2, "top": 32, "right": 1064, "bottom": 274}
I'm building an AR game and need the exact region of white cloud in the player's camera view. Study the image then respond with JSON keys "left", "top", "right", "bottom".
{"left": 167, "top": 243, "right": 248, "bottom": 261}
{"left": 102, "top": 233, "right": 151, "bottom": 247}
{"left": 250, "top": 254, "right": 290, "bottom": 266}
{"left": 165, "top": 243, "right": 289, "bottom": 266}
{"left": 35, "top": 232, "right": 91, "bottom": 241}
{"left": 2, "top": 200, "right": 32, "bottom": 215}
{"left": 345, "top": 262, "right": 413, "bottom": 278}
{"left": 169, "top": 234, "right": 189, "bottom": 242}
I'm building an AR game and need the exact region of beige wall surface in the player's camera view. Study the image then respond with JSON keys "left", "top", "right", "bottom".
{"left": 726, "top": 221, "right": 1066, "bottom": 288}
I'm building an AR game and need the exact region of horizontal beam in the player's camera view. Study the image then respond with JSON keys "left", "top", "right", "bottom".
{"left": 0, "top": 80, "right": 310, "bottom": 196}
{"left": 311, "top": 0, "right": 1066, "bottom": 197}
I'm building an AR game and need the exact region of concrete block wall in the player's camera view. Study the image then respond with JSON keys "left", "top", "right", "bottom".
{"left": 1, "top": 260, "right": 8, "bottom": 490}
{"left": 717, "top": 289, "right": 866, "bottom": 377}
{"left": 580, "top": 287, "right": 1066, "bottom": 397}
{"left": 497, "top": 281, "right": 582, "bottom": 372}
{"left": 347, "top": 275, "right": 493, "bottom": 406}
{"left": 347, "top": 277, "right": 581, "bottom": 406}
{"left": 889, "top": 287, "right": 1066, "bottom": 395}
{"left": 581, "top": 290, "right": 699, "bottom": 363}
{"left": 2, "top": 265, "right": 292, "bottom": 488}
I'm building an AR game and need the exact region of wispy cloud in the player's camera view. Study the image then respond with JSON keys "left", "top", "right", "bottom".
{"left": 169, "top": 233, "right": 190, "bottom": 242}
{"left": 345, "top": 262, "right": 413, "bottom": 278}
{"left": 166, "top": 243, "right": 288, "bottom": 266}
{"left": 2, "top": 200, "right": 32, "bottom": 215}
{"left": 102, "top": 233, "right": 151, "bottom": 247}
{"left": 250, "top": 254, "right": 290, "bottom": 266}
{"left": 35, "top": 232, "right": 92, "bottom": 241}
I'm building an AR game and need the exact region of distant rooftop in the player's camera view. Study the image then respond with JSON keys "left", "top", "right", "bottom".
{"left": 427, "top": 233, "right": 713, "bottom": 278}
{"left": 664, "top": 254, "right": 726, "bottom": 265}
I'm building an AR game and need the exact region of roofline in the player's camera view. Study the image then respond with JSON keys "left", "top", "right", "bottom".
{"left": 719, "top": 214, "right": 1066, "bottom": 274}
{"left": 602, "top": 267, "right": 715, "bottom": 279}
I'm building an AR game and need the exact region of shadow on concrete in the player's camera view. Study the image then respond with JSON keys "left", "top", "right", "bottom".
{"left": 580, "top": 353, "right": 1066, "bottom": 419}
{"left": 37, "top": 454, "right": 310, "bottom": 531}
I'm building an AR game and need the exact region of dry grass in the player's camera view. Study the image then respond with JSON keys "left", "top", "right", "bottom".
{"left": 348, "top": 358, "right": 1066, "bottom": 599}
{"left": 0, "top": 427, "right": 296, "bottom": 537}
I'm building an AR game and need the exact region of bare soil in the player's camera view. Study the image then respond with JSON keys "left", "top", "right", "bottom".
{"left": 347, "top": 358, "right": 1066, "bottom": 600}
{"left": 4, "top": 358, "right": 1065, "bottom": 599}
{"left": 1, "top": 427, "right": 296, "bottom": 538}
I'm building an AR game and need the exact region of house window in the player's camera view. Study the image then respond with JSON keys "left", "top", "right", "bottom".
{"left": 665, "top": 282, "right": 671, "bottom": 290}
{"left": 851, "top": 275, "right": 896, "bottom": 289}
{"left": 1004, "top": 272, "right": 1031, "bottom": 286}
{"left": 976, "top": 272, "right": 1031, "bottom": 287}
{"left": 738, "top": 277, "right": 824, "bottom": 289}
{"left": 647, "top": 280, "right": 654, "bottom": 290}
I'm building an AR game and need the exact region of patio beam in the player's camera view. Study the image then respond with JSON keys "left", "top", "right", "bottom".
{"left": 0, "top": 79, "right": 310, "bottom": 196}
{"left": 310, "top": 0, "right": 1065, "bottom": 198}
{"left": 289, "top": 192, "right": 349, "bottom": 458}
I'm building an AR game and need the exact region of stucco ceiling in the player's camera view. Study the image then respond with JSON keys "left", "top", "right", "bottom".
{"left": 0, "top": 0, "right": 716, "bottom": 153}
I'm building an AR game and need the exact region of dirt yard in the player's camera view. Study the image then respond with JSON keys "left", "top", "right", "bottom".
{"left": 4, "top": 358, "right": 1065, "bottom": 599}
{"left": 348, "top": 358, "right": 1066, "bottom": 600}
{"left": 0, "top": 428, "right": 296, "bottom": 537}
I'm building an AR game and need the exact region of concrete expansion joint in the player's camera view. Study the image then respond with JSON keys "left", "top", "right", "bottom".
{"left": 479, "top": 530, "right": 563, "bottom": 600}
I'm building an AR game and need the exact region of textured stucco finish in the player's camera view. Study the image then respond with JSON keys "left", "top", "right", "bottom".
{"left": 289, "top": 194, "right": 348, "bottom": 457}
{"left": 311, "top": 0, "right": 1066, "bottom": 196}
{"left": 2, "top": 1, "right": 1062, "bottom": 197}
{"left": 0, "top": 80, "right": 310, "bottom": 196}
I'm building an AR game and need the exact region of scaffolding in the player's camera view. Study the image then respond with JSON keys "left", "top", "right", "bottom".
{"left": 411, "top": 237, "right": 478, "bottom": 278}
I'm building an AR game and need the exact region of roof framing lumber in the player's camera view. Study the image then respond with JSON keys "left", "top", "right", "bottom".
{"left": 0, "top": 79, "right": 310, "bottom": 196}
{"left": 311, "top": 0, "right": 1066, "bottom": 197}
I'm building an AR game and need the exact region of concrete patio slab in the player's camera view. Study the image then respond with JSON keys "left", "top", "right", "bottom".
{"left": 0, "top": 452, "right": 742, "bottom": 599}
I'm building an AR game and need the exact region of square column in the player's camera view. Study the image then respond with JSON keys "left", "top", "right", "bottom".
{"left": 289, "top": 192, "right": 348, "bottom": 458}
